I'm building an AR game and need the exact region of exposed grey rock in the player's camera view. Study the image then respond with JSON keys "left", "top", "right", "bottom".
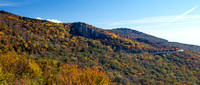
{"left": 70, "top": 22, "right": 110, "bottom": 39}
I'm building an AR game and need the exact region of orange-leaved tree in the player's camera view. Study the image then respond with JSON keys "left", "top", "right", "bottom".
{"left": 57, "top": 64, "right": 113, "bottom": 85}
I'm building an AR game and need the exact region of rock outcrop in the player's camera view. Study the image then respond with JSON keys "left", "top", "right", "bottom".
{"left": 70, "top": 22, "right": 110, "bottom": 39}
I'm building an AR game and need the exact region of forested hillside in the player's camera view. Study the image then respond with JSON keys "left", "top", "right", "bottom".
{"left": 0, "top": 11, "right": 200, "bottom": 85}
{"left": 109, "top": 28, "right": 200, "bottom": 53}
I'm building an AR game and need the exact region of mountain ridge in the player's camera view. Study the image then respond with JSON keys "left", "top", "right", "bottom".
{"left": 0, "top": 11, "right": 200, "bottom": 84}
{"left": 109, "top": 28, "right": 200, "bottom": 52}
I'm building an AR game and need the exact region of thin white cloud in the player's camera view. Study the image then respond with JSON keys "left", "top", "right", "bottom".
{"left": 99, "top": 5, "right": 199, "bottom": 27}
{"left": 168, "top": 6, "right": 198, "bottom": 23}
{"left": 98, "top": 15, "right": 200, "bottom": 27}
{"left": 36, "top": 17, "right": 43, "bottom": 20}
{"left": 0, "top": 4, "right": 14, "bottom": 6}
{"left": 35, "top": 17, "right": 62, "bottom": 23}
{"left": 0, "top": 1, "right": 23, "bottom": 6}
{"left": 47, "top": 19, "right": 62, "bottom": 23}
{"left": 108, "top": 16, "right": 175, "bottom": 26}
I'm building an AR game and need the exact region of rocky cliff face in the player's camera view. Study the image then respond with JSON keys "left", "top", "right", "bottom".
{"left": 70, "top": 22, "right": 110, "bottom": 39}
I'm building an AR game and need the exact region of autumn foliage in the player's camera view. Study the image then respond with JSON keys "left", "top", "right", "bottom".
{"left": 57, "top": 64, "right": 111, "bottom": 85}
{"left": 0, "top": 11, "right": 200, "bottom": 84}
{"left": 0, "top": 51, "right": 112, "bottom": 84}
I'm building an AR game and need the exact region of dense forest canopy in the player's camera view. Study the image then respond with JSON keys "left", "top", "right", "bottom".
{"left": 0, "top": 11, "right": 200, "bottom": 85}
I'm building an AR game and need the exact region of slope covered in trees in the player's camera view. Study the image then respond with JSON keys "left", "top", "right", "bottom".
{"left": 0, "top": 11, "right": 200, "bottom": 85}
{"left": 109, "top": 28, "right": 200, "bottom": 53}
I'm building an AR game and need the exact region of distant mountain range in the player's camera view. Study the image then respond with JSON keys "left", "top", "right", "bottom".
{"left": 109, "top": 28, "right": 200, "bottom": 53}
{"left": 0, "top": 11, "right": 199, "bottom": 84}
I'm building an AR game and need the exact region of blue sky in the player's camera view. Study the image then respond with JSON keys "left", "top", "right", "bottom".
{"left": 1, "top": 0, "right": 200, "bottom": 45}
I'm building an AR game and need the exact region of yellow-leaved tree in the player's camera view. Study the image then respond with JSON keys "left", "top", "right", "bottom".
{"left": 57, "top": 64, "right": 113, "bottom": 85}
{"left": 0, "top": 51, "right": 43, "bottom": 84}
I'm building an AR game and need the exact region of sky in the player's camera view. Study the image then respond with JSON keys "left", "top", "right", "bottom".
{"left": 0, "top": 0, "right": 200, "bottom": 46}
